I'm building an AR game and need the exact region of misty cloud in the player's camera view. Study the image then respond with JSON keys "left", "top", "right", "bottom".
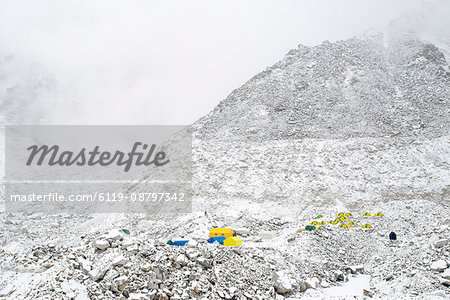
{"left": 0, "top": 0, "right": 447, "bottom": 125}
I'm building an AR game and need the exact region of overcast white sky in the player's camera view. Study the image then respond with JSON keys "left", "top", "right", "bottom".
{"left": 0, "top": 0, "right": 444, "bottom": 125}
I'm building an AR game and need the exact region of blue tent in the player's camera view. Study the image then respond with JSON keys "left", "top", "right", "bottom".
{"left": 207, "top": 236, "right": 226, "bottom": 244}
{"left": 172, "top": 240, "right": 189, "bottom": 246}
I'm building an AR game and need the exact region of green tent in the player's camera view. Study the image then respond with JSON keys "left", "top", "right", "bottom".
{"left": 166, "top": 240, "right": 173, "bottom": 245}
{"left": 315, "top": 215, "right": 323, "bottom": 219}
{"left": 305, "top": 225, "right": 316, "bottom": 231}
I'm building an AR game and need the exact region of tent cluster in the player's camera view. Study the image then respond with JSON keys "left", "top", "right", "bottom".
{"left": 339, "top": 221, "right": 358, "bottom": 229}
{"left": 167, "top": 228, "right": 243, "bottom": 247}
{"left": 334, "top": 216, "right": 349, "bottom": 223}
{"left": 209, "top": 228, "right": 234, "bottom": 238}
{"left": 167, "top": 240, "right": 189, "bottom": 246}
{"left": 336, "top": 212, "right": 353, "bottom": 217}
{"left": 362, "top": 212, "right": 384, "bottom": 217}
{"left": 208, "top": 228, "right": 242, "bottom": 246}
{"left": 299, "top": 211, "right": 381, "bottom": 231}
{"left": 207, "top": 236, "right": 226, "bottom": 244}
{"left": 309, "top": 221, "right": 327, "bottom": 226}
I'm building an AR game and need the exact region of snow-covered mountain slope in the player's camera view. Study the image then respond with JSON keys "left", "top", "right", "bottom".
{"left": 192, "top": 137, "right": 449, "bottom": 211}
{"left": 191, "top": 32, "right": 449, "bottom": 209}
{"left": 195, "top": 33, "right": 448, "bottom": 141}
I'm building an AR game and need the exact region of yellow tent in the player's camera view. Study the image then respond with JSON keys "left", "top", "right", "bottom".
{"left": 336, "top": 213, "right": 345, "bottom": 217}
{"left": 209, "top": 228, "right": 234, "bottom": 238}
{"left": 339, "top": 224, "right": 350, "bottom": 229}
{"left": 361, "top": 224, "right": 373, "bottom": 229}
{"left": 373, "top": 213, "right": 384, "bottom": 217}
{"left": 223, "top": 236, "right": 242, "bottom": 246}
{"left": 317, "top": 221, "right": 326, "bottom": 225}
{"left": 334, "top": 216, "right": 348, "bottom": 222}
{"left": 330, "top": 221, "right": 338, "bottom": 225}
{"left": 362, "top": 212, "right": 371, "bottom": 217}
{"left": 309, "top": 221, "right": 319, "bottom": 225}
{"left": 344, "top": 213, "right": 353, "bottom": 217}
{"left": 348, "top": 221, "right": 356, "bottom": 226}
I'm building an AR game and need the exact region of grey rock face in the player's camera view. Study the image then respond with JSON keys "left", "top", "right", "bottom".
{"left": 196, "top": 34, "right": 449, "bottom": 142}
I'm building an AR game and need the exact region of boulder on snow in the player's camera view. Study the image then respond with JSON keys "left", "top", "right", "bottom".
{"left": 88, "top": 268, "right": 106, "bottom": 281}
{"left": 114, "top": 275, "right": 128, "bottom": 286}
{"left": 77, "top": 257, "right": 91, "bottom": 274}
{"left": 259, "top": 231, "right": 277, "bottom": 240}
{"left": 154, "top": 268, "right": 167, "bottom": 281}
{"left": 105, "top": 229, "right": 123, "bottom": 241}
{"left": 442, "top": 268, "right": 450, "bottom": 280}
{"left": 299, "top": 281, "right": 307, "bottom": 292}
{"left": 187, "top": 240, "right": 198, "bottom": 247}
{"left": 234, "top": 228, "right": 251, "bottom": 236}
{"left": 141, "top": 263, "right": 152, "bottom": 272}
{"left": 431, "top": 260, "right": 448, "bottom": 272}
{"left": 112, "top": 255, "right": 126, "bottom": 267}
{"left": 128, "top": 293, "right": 147, "bottom": 300}
{"left": 273, "top": 271, "right": 293, "bottom": 295}
{"left": 363, "top": 289, "right": 374, "bottom": 297}
{"left": 127, "top": 245, "right": 139, "bottom": 253}
{"left": 440, "top": 277, "right": 450, "bottom": 286}
{"left": 186, "top": 250, "right": 200, "bottom": 261}
{"left": 305, "top": 277, "right": 320, "bottom": 289}
{"left": 122, "top": 239, "right": 135, "bottom": 249}
{"left": 333, "top": 270, "right": 344, "bottom": 281}
{"left": 175, "top": 254, "right": 189, "bottom": 266}
{"left": 114, "top": 275, "right": 129, "bottom": 291}
{"left": 197, "top": 257, "right": 212, "bottom": 269}
{"left": 347, "top": 265, "right": 364, "bottom": 274}
{"left": 93, "top": 239, "right": 110, "bottom": 250}
{"left": 434, "top": 239, "right": 449, "bottom": 248}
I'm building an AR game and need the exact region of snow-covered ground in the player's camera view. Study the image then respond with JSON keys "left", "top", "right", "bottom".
{"left": 0, "top": 197, "right": 449, "bottom": 299}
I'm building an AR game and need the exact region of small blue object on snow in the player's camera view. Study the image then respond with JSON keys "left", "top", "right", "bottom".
{"left": 171, "top": 240, "right": 189, "bottom": 246}
{"left": 207, "top": 236, "right": 226, "bottom": 244}
{"left": 389, "top": 232, "right": 397, "bottom": 241}
{"left": 205, "top": 211, "right": 207, "bottom": 215}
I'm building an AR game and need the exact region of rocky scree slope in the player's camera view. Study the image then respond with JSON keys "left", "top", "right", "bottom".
{"left": 0, "top": 200, "right": 449, "bottom": 299}
{"left": 191, "top": 33, "right": 449, "bottom": 208}
{"left": 194, "top": 33, "right": 448, "bottom": 141}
